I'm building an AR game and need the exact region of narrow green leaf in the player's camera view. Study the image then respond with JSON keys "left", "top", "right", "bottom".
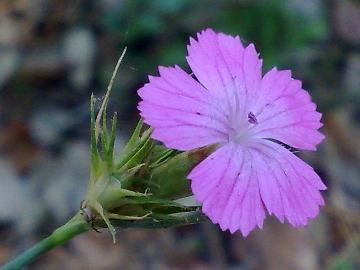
{"left": 103, "top": 212, "right": 208, "bottom": 229}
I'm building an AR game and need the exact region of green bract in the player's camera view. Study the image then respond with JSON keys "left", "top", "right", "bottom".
{"left": 81, "top": 49, "right": 210, "bottom": 243}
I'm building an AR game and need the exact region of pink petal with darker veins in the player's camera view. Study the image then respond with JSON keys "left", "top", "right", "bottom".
{"left": 138, "top": 66, "right": 230, "bottom": 151}
{"left": 252, "top": 140, "right": 326, "bottom": 226}
{"left": 189, "top": 142, "right": 266, "bottom": 236}
{"left": 189, "top": 139, "right": 326, "bottom": 236}
{"left": 186, "top": 29, "right": 263, "bottom": 115}
{"left": 254, "top": 68, "right": 324, "bottom": 150}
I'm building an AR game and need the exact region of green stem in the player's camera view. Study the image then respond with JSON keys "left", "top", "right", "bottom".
{"left": 0, "top": 210, "right": 207, "bottom": 269}
{"left": 0, "top": 214, "right": 90, "bottom": 270}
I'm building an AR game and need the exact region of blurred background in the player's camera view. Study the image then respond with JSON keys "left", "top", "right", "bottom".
{"left": 0, "top": 0, "right": 359, "bottom": 269}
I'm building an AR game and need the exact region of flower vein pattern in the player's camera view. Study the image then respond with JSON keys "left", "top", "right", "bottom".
{"left": 138, "top": 28, "right": 326, "bottom": 236}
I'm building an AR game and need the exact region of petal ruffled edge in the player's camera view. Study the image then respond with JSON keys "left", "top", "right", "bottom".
{"left": 186, "top": 29, "right": 263, "bottom": 113}
{"left": 253, "top": 140, "right": 326, "bottom": 227}
{"left": 188, "top": 140, "right": 326, "bottom": 236}
{"left": 138, "top": 65, "right": 230, "bottom": 150}
{"left": 189, "top": 142, "right": 266, "bottom": 236}
{"left": 254, "top": 68, "right": 324, "bottom": 150}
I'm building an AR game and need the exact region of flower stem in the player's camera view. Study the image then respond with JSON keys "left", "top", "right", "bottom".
{"left": 0, "top": 214, "right": 90, "bottom": 270}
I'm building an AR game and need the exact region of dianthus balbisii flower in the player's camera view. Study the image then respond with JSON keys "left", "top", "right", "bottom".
{"left": 138, "top": 28, "right": 326, "bottom": 236}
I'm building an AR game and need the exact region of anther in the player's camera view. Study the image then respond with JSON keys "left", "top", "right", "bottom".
{"left": 247, "top": 111, "right": 258, "bottom": 124}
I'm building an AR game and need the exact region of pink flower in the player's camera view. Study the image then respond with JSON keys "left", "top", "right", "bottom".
{"left": 138, "top": 29, "right": 326, "bottom": 236}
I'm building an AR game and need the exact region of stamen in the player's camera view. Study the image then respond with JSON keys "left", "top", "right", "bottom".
{"left": 248, "top": 111, "right": 258, "bottom": 124}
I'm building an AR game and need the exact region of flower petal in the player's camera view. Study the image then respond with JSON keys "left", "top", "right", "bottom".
{"left": 189, "top": 140, "right": 326, "bottom": 236}
{"left": 137, "top": 29, "right": 326, "bottom": 236}
{"left": 138, "top": 66, "right": 229, "bottom": 150}
{"left": 189, "top": 142, "right": 266, "bottom": 236}
{"left": 186, "top": 29, "right": 263, "bottom": 115}
{"left": 254, "top": 140, "right": 326, "bottom": 226}
{"left": 254, "top": 68, "right": 324, "bottom": 150}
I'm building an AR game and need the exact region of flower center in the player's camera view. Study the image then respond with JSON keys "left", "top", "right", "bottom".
{"left": 247, "top": 111, "right": 258, "bottom": 125}
{"left": 229, "top": 111, "right": 259, "bottom": 144}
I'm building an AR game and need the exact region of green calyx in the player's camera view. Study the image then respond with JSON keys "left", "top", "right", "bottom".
{"left": 81, "top": 49, "right": 211, "bottom": 243}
